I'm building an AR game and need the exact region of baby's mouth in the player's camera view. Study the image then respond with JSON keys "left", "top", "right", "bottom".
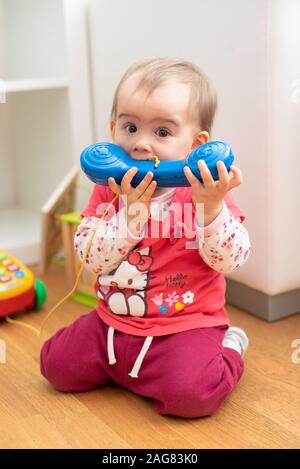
{"left": 131, "top": 154, "right": 161, "bottom": 169}
{"left": 147, "top": 155, "right": 161, "bottom": 169}
{"left": 131, "top": 154, "right": 157, "bottom": 160}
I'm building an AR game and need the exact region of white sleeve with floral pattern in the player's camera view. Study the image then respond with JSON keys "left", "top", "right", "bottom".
{"left": 74, "top": 207, "right": 146, "bottom": 276}
{"left": 195, "top": 201, "right": 251, "bottom": 274}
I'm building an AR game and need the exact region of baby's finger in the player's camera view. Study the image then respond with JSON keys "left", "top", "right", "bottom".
{"left": 216, "top": 161, "right": 230, "bottom": 189}
{"left": 135, "top": 171, "right": 154, "bottom": 197}
{"left": 140, "top": 180, "right": 157, "bottom": 201}
{"left": 229, "top": 165, "right": 243, "bottom": 189}
{"left": 108, "top": 177, "right": 121, "bottom": 195}
{"left": 184, "top": 166, "right": 203, "bottom": 189}
{"left": 121, "top": 167, "right": 138, "bottom": 193}
{"left": 198, "top": 160, "right": 215, "bottom": 187}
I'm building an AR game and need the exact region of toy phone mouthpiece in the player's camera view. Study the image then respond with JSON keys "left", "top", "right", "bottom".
{"left": 80, "top": 141, "right": 234, "bottom": 188}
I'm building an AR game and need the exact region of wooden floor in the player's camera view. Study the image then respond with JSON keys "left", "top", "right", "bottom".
{"left": 0, "top": 263, "right": 300, "bottom": 449}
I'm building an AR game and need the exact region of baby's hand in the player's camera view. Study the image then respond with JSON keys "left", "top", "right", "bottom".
{"left": 184, "top": 161, "right": 243, "bottom": 219}
{"left": 108, "top": 168, "right": 157, "bottom": 233}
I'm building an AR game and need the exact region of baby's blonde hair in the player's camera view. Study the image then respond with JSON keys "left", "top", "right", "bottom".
{"left": 110, "top": 58, "right": 218, "bottom": 133}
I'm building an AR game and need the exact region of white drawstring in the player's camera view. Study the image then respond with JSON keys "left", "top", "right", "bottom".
{"left": 107, "top": 326, "right": 117, "bottom": 365}
{"left": 128, "top": 336, "right": 153, "bottom": 379}
{"left": 106, "top": 326, "right": 153, "bottom": 378}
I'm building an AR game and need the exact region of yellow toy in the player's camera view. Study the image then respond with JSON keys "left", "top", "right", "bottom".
{"left": 0, "top": 249, "right": 47, "bottom": 317}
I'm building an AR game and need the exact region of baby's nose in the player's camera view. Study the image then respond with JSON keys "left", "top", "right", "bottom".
{"left": 132, "top": 140, "right": 152, "bottom": 154}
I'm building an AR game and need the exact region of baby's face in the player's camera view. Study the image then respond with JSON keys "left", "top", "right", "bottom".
{"left": 111, "top": 75, "right": 207, "bottom": 162}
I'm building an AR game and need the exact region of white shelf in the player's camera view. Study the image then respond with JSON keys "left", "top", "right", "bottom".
{"left": 0, "top": 207, "right": 41, "bottom": 265}
{"left": 5, "top": 78, "right": 69, "bottom": 93}
{"left": 0, "top": 0, "right": 93, "bottom": 266}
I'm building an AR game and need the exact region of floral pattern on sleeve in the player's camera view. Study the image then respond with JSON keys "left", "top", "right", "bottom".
{"left": 196, "top": 202, "right": 251, "bottom": 274}
{"left": 74, "top": 208, "right": 146, "bottom": 276}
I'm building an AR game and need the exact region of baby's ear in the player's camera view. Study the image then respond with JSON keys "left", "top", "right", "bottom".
{"left": 110, "top": 120, "right": 116, "bottom": 139}
{"left": 191, "top": 131, "right": 209, "bottom": 149}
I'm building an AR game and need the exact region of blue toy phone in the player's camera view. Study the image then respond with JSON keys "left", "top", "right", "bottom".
{"left": 80, "top": 141, "right": 234, "bottom": 188}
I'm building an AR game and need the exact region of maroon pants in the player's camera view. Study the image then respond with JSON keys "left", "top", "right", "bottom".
{"left": 40, "top": 310, "right": 244, "bottom": 419}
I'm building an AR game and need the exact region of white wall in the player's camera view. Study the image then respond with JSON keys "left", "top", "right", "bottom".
{"left": 87, "top": 0, "right": 300, "bottom": 296}
{"left": 2, "top": 0, "right": 66, "bottom": 80}
{"left": 0, "top": 0, "right": 5, "bottom": 77}
{"left": 0, "top": 103, "right": 15, "bottom": 208}
{"left": 267, "top": 0, "right": 300, "bottom": 294}
{"left": 0, "top": 0, "right": 13, "bottom": 208}
{"left": 10, "top": 89, "right": 73, "bottom": 212}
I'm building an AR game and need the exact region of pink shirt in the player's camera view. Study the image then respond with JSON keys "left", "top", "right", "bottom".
{"left": 76, "top": 184, "right": 250, "bottom": 337}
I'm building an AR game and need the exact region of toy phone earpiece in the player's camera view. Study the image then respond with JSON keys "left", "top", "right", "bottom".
{"left": 80, "top": 141, "right": 234, "bottom": 188}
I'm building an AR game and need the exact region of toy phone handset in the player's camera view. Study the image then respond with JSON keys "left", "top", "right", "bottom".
{"left": 80, "top": 141, "right": 234, "bottom": 188}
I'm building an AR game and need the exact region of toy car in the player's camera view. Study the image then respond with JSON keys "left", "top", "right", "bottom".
{"left": 0, "top": 249, "right": 47, "bottom": 317}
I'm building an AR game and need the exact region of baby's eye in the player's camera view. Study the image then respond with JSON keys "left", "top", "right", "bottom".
{"left": 125, "top": 124, "right": 137, "bottom": 133}
{"left": 156, "top": 128, "right": 170, "bottom": 138}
